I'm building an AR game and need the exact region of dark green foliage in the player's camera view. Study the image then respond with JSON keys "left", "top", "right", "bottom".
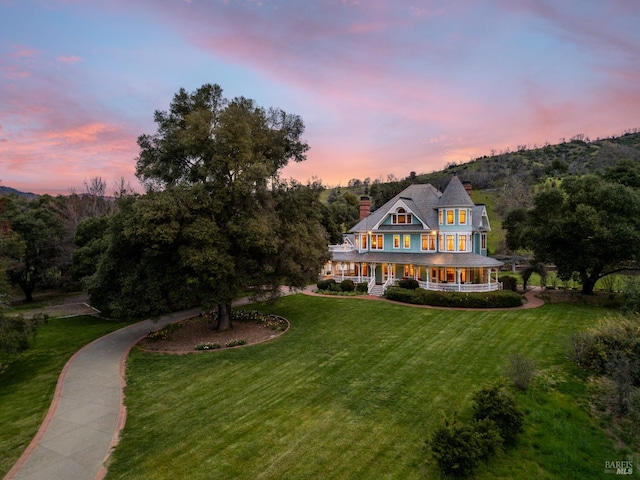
{"left": 397, "top": 278, "right": 419, "bottom": 290}
{"left": 0, "top": 196, "right": 67, "bottom": 301}
{"left": 356, "top": 282, "right": 368, "bottom": 293}
{"left": 428, "top": 383, "right": 523, "bottom": 477}
{"left": 428, "top": 414, "right": 485, "bottom": 477}
{"left": 322, "top": 193, "right": 359, "bottom": 243}
{"left": 501, "top": 275, "right": 518, "bottom": 292}
{"left": 90, "top": 85, "right": 329, "bottom": 326}
{"left": 504, "top": 175, "right": 640, "bottom": 294}
{"left": 71, "top": 215, "right": 111, "bottom": 284}
{"left": 317, "top": 279, "right": 337, "bottom": 291}
{"left": 471, "top": 382, "right": 524, "bottom": 446}
{"left": 384, "top": 287, "right": 523, "bottom": 308}
{"left": 0, "top": 313, "right": 47, "bottom": 354}
{"left": 339, "top": 279, "right": 355, "bottom": 292}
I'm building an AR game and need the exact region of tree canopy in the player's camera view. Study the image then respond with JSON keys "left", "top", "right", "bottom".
{"left": 0, "top": 196, "right": 66, "bottom": 302}
{"left": 504, "top": 174, "right": 640, "bottom": 294}
{"left": 90, "top": 84, "right": 329, "bottom": 328}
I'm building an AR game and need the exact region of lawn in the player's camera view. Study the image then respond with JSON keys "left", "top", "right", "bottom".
{"left": 0, "top": 315, "right": 130, "bottom": 476}
{"left": 105, "top": 295, "right": 626, "bottom": 479}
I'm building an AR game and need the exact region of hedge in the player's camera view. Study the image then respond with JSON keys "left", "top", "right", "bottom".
{"left": 384, "top": 287, "right": 523, "bottom": 308}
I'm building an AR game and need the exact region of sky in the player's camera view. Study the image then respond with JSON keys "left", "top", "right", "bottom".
{"left": 0, "top": 0, "right": 639, "bottom": 196}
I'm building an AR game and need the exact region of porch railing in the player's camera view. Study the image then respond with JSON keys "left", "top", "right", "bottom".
{"left": 418, "top": 281, "right": 501, "bottom": 292}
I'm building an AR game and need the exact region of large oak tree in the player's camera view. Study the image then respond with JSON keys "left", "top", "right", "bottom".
{"left": 91, "top": 84, "right": 329, "bottom": 328}
{"left": 504, "top": 174, "right": 640, "bottom": 294}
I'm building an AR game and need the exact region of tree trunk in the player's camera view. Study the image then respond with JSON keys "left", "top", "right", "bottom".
{"left": 217, "top": 302, "right": 233, "bottom": 331}
{"left": 581, "top": 276, "right": 597, "bottom": 295}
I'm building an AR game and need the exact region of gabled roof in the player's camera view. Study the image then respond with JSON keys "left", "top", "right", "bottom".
{"left": 349, "top": 183, "right": 441, "bottom": 233}
{"left": 472, "top": 204, "right": 490, "bottom": 231}
{"left": 436, "top": 175, "right": 475, "bottom": 208}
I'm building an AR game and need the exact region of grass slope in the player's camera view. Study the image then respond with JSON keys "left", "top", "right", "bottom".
{"left": 106, "top": 295, "right": 621, "bottom": 479}
{"left": 0, "top": 315, "right": 130, "bottom": 476}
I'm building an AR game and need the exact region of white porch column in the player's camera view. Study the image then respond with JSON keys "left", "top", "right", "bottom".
{"left": 456, "top": 268, "right": 462, "bottom": 291}
{"left": 486, "top": 268, "right": 491, "bottom": 291}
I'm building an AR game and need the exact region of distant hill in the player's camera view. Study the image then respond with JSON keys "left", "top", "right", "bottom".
{"left": 0, "top": 186, "right": 39, "bottom": 200}
{"left": 419, "top": 130, "right": 640, "bottom": 191}
{"left": 329, "top": 131, "right": 640, "bottom": 210}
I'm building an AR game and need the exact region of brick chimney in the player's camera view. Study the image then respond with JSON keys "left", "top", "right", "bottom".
{"left": 359, "top": 196, "right": 371, "bottom": 220}
{"left": 462, "top": 181, "right": 472, "bottom": 195}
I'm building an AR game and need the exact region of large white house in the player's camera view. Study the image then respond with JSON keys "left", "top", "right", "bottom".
{"left": 324, "top": 175, "right": 504, "bottom": 295}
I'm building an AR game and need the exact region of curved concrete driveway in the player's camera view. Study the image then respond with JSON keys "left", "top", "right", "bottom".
{"left": 5, "top": 308, "right": 200, "bottom": 480}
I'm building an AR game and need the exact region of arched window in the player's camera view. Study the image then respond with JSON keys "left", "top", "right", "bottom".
{"left": 392, "top": 207, "right": 412, "bottom": 225}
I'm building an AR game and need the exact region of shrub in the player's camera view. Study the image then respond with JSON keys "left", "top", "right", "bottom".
{"left": 146, "top": 322, "right": 182, "bottom": 342}
{"left": 225, "top": 339, "right": 247, "bottom": 347}
{"left": 567, "top": 315, "right": 640, "bottom": 385}
{"left": 471, "top": 382, "right": 524, "bottom": 446}
{"left": 501, "top": 275, "right": 518, "bottom": 292}
{"left": 427, "top": 383, "right": 524, "bottom": 476}
{"left": 504, "top": 352, "right": 536, "bottom": 390}
{"left": 356, "top": 282, "right": 368, "bottom": 293}
{"left": 384, "top": 287, "right": 523, "bottom": 308}
{"left": 194, "top": 342, "right": 221, "bottom": 351}
{"left": 316, "top": 279, "right": 337, "bottom": 291}
{"left": 340, "top": 279, "right": 355, "bottom": 292}
{"left": 0, "top": 313, "right": 48, "bottom": 354}
{"left": 398, "top": 278, "right": 419, "bottom": 290}
{"left": 428, "top": 415, "right": 484, "bottom": 477}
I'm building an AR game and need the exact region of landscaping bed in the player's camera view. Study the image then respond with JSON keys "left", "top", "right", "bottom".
{"left": 138, "top": 313, "right": 289, "bottom": 353}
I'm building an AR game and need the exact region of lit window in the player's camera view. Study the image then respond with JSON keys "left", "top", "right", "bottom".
{"left": 404, "top": 235, "right": 410, "bottom": 249}
{"left": 459, "top": 209, "right": 467, "bottom": 224}
{"left": 421, "top": 234, "right": 436, "bottom": 251}
{"left": 446, "top": 235, "right": 455, "bottom": 251}
{"left": 458, "top": 235, "right": 467, "bottom": 251}
{"left": 447, "top": 210, "right": 454, "bottom": 225}
{"left": 393, "top": 235, "right": 400, "bottom": 249}
{"left": 439, "top": 210, "right": 443, "bottom": 225}
{"left": 404, "top": 265, "right": 415, "bottom": 277}
{"left": 371, "top": 234, "right": 384, "bottom": 250}
{"left": 361, "top": 235, "right": 368, "bottom": 249}
{"left": 392, "top": 208, "right": 412, "bottom": 224}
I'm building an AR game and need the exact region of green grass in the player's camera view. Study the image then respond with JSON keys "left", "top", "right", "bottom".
{"left": 105, "top": 295, "right": 627, "bottom": 479}
{"left": 0, "top": 315, "right": 130, "bottom": 476}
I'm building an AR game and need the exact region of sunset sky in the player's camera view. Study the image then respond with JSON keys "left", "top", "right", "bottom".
{"left": 1, "top": 0, "right": 639, "bottom": 195}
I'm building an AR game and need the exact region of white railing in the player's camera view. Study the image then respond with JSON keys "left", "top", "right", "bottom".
{"left": 368, "top": 276, "right": 376, "bottom": 293}
{"left": 418, "top": 281, "right": 501, "bottom": 292}
{"left": 329, "top": 244, "right": 356, "bottom": 252}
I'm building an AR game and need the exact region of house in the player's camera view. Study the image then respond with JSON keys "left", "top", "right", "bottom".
{"left": 324, "top": 175, "right": 503, "bottom": 295}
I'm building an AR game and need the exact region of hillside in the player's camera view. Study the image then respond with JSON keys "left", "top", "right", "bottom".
{"left": 330, "top": 131, "right": 640, "bottom": 209}
{"left": 0, "top": 186, "right": 39, "bottom": 200}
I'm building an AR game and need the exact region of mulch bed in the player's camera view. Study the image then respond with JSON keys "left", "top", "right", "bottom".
{"left": 137, "top": 316, "right": 289, "bottom": 353}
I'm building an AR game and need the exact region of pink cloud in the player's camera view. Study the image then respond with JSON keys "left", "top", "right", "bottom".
{"left": 56, "top": 55, "right": 82, "bottom": 64}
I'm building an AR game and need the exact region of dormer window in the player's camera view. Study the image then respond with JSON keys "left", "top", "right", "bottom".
{"left": 392, "top": 208, "right": 412, "bottom": 225}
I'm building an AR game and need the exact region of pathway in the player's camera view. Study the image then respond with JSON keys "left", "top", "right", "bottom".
{"left": 4, "top": 308, "right": 200, "bottom": 480}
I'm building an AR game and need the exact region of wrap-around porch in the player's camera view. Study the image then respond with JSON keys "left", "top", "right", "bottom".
{"left": 324, "top": 260, "right": 502, "bottom": 295}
